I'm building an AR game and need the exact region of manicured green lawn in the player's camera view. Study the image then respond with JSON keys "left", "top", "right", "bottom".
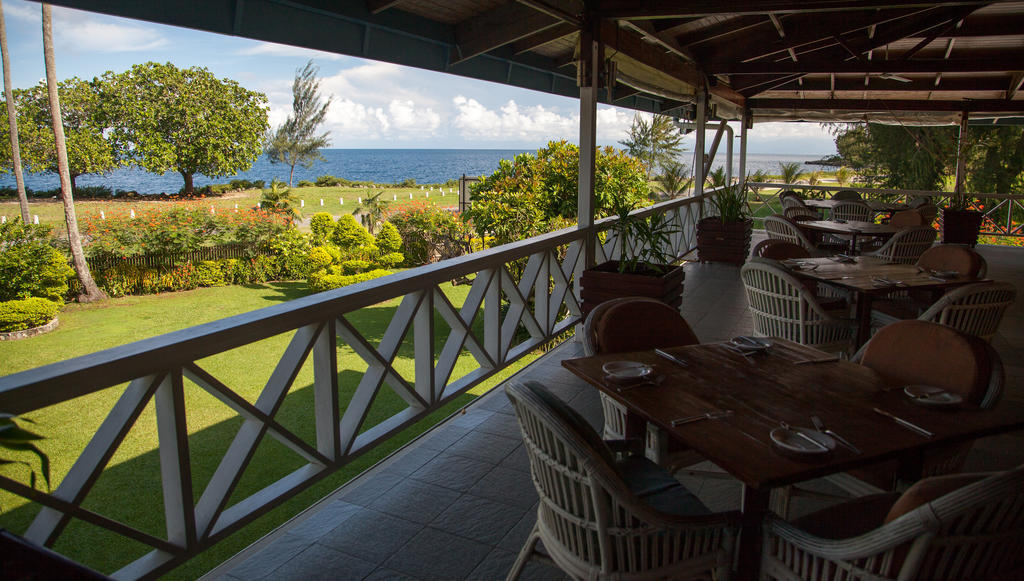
{"left": 0, "top": 184, "right": 458, "bottom": 232}
{"left": 0, "top": 280, "right": 539, "bottom": 578}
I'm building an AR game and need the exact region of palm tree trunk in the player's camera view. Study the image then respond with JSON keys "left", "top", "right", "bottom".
{"left": 42, "top": 3, "right": 104, "bottom": 302}
{"left": 1, "top": 0, "right": 30, "bottom": 223}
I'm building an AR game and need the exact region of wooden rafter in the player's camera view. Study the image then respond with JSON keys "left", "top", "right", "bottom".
{"left": 716, "top": 57, "right": 1024, "bottom": 75}
{"left": 595, "top": 0, "right": 991, "bottom": 20}
{"left": 452, "top": 1, "right": 570, "bottom": 65}
{"left": 750, "top": 98, "right": 1024, "bottom": 112}
{"left": 762, "top": 76, "right": 1010, "bottom": 93}
{"left": 511, "top": 22, "right": 577, "bottom": 54}
{"left": 365, "top": 0, "right": 404, "bottom": 14}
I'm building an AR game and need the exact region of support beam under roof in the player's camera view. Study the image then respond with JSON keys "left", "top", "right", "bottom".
{"left": 717, "top": 58, "right": 1022, "bottom": 75}
{"left": 452, "top": 2, "right": 561, "bottom": 65}
{"left": 596, "top": 0, "right": 992, "bottom": 20}
{"left": 750, "top": 98, "right": 1024, "bottom": 112}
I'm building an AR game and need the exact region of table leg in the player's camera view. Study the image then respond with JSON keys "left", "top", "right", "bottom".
{"left": 736, "top": 484, "right": 770, "bottom": 580}
{"left": 849, "top": 233, "right": 858, "bottom": 255}
{"left": 854, "top": 292, "right": 874, "bottom": 348}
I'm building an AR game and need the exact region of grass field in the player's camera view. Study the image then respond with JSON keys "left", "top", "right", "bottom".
{"left": 0, "top": 184, "right": 460, "bottom": 231}
{"left": 0, "top": 279, "right": 539, "bottom": 578}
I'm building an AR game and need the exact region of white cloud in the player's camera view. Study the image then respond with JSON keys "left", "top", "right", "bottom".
{"left": 750, "top": 122, "right": 832, "bottom": 140}
{"left": 596, "top": 107, "right": 639, "bottom": 144}
{"left": 388, "top": 99, "right": 441, "bottom": 136}
{"left": 453, "top": 95, "right": 578, "bottom": 141}
{"left": 12, "top": 3, "right": 171, "bottom": 53}
{"left": 237, "top": 41, "right": 343, "bottom": 61}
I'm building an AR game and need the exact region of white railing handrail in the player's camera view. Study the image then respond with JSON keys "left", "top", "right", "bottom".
{"left": 747, "top": 182, "right": 1024, "bottom": 200}
{"left": 0, "top": 192, "right": 710, "bottom": 414}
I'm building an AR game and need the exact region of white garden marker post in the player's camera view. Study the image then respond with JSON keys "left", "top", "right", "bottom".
{"left": 130, "top": 209, "right": 136, "bottom": 218}
{"left": 234, "top": 203, "right": 238, "bottom": 210}
{"left": 1, "top": 216, "right": 6, "bottom": 223}
{"left": 409, "top": 193, "right": 413, "bottom": 199}
{"left": 257, "top": 202, "right": 261, "bottom": 209}
{"left": 33, "top": 215, "right": 38, "bottom": 224}
{"left": 426, "top": 192, "right": 429, "bottom": 197}
{"left": 100, "top": 211, "right": 105, "bottom": 219}
{"left": 339, "top": 197, "right": 343, "bottom": 205}
{"left": 320, "top": 199, "right": 324, "bottom": 206}
{"left": 358, "top": 197, "right": 361, "bottom": 204}
{"left": 300, "top": 199, "right": 304, "bottom": 208}
{"left": 211, "top": 205, "right": 215, "bottom": 214}
{"left": 393, "top": 194, "right": 397, "bottom": 201}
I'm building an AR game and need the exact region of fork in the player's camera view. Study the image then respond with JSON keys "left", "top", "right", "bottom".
{"left": 811, "top": 415, "right": 861, "bottom": 454}
{"left": 779, "top": 421, "right": 829, "bottom": 451}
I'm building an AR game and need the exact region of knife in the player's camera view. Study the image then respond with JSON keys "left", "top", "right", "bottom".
{"left": 873, "top": 407, "right": 933, "bottom": 438}
{"left": 654, "top": 348, "right": 688, "bottom": 368}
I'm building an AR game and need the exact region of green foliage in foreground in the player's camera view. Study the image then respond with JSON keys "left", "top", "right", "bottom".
{"left": 0, "top": 221, "right": 73, "bottom": 302}
{"left": 0, "top": 297, "right": 60, "bottom": 332}
{"left": 0, "top": 281, "right": 538, "bottom": 579}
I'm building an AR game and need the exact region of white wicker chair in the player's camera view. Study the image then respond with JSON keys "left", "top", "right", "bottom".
{"left": 832, "top": 189, "right": 862, "bottom": 201}
{"left": 783, "top": 206, "right": 820, "bottom": 221}
{"left": 764, "top": 215, "right": 828, "bottom": 256}
{"left": 761, "top": 465, "right": 1024, "bottom": 581}
{"left": 830, "top": 201, "right": 872, "bottom": 222}
{"left": 740, "top": 260, "right": 854, "bottom": 352}
{"left": 781, "top": 196, "right": 808, "bottom": 211}
{"left": 863, "top": 226, "right": 936, "bottom": 264}
{"left": 504, "top": 380, "right": 740, "bottom": 581}
{"left": 872, "top": 281, "right": 1017, "bottom": 342}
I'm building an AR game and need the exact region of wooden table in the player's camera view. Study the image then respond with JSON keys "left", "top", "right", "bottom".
{"left": 562, "top": 340, "right": 1024, "bottom": 580}
{"left": 785, "top": 256, "right": 984, "bottom": 346}
{"left": 795, "top": 219, "right": 901, "bottom": 254}
{"left": 803, "top": 199, "right": 908, "bottom": 213}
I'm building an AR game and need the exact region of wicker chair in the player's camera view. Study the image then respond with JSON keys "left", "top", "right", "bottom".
{"left": 917, "top": 203, "right": 939, "bottom": 224}
{"left": 830, "top": 200, "right": 872, "bottom": 222}
{"left": 873, "top": 281, "right": 1016, "bottom": 342}
{"left": 761, "top": 465, "right": 1024, "bottom": 581}
{"left": 582, "top": 297, "right": 710, "bottom": 469}
{"left": 783, "top": 205, "right": 820, "bottom": 221}
{"left": 868, "top": 245, "right": 989, "bottom": 323}
{"left": 740, "top": 260, "right": 854, "bottom": 352}
{"left": 863, "top": 226, "right": 936, "bottom": 264}
{"left": 764, "top": 215, "right": 827, "bottom": 256}
{"left": 917, "top": 244, "right": 987, "bottom": 278}
{"left": 832, "top": 189, "right": 861, "bottom": 201}
{"left": 505, "top": 380, "right": 740, "bottom": 581}
{"left": 752, "top": 239, "right": 811, "bottom": 260}
{"left": 781, "top": 196, "right": 808, "bottom": 211}
{"left": 889, "top": 209, "right": 924, "bottom": 227}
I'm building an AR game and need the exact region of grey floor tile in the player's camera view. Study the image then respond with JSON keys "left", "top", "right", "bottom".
{"left": 498, "top": 508, "right": 538, "bottom": 553}
{"left": 337, "top": 470, "right": 406, "bottom": 507}
{"left": 384, "top": 527, "right": 491, "bottom": 581}
{"left": 419, "top": 424, "right": 472, "bottom": 452}
{"left": 446, "top": 430, "right": 521, "bottom": 464}
{"left": 385, "top": 445, "right": 442, "bottom": 476}
{"left": 362, "top": 568, "right": 423, "bottom": 581}
{"left": 474, "top": 391, "right": 515, "bottom": 415}
{"left": 498, "top": 444, "right": 531, "bottom": 473}
{"left": 471, "top": 411, "right": 523, "bottom": 439}
{"left": 288, "top": 500, "right": 362, "bottom": 541}
{"left": 430, "top": 494, "right": 531, "bottom": 545}
{"left": 448, "top": 408, "right": 494, "bottom": 429}
{"left": 468, "top": 465, "right": 538, "bottom": 509}
{"left": 408, "top": 452, "right": 493, "bottom": 492}
{"left": 465, "top": 548, "right": 568, "bottom": 581}
{"left": 273, "top": 543, "right": 376, "bottom": 581}
{"left": 227, "top": 533, "right": 311, "bottom": 580}
{"left": 318, "top": 509, "right": 423, "bottom": 564}
{"left": 368, "top": 477, "right": 463, "bottom": 523}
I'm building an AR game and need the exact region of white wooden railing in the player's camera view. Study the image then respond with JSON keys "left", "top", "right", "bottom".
{"left": 745, "top": 182, "right": 1024, "bottom": 237}
{"left": 0, "top": 192, "right": 715, "bottom": 579}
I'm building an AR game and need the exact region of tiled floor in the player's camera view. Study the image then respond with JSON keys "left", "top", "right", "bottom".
{"left": 206, "top": 242, "right": 1024, "bottom": 581}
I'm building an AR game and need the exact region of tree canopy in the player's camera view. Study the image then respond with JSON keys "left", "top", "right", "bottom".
{"left": 266, "top": 60, "right": 332, "bottom": 187}
{"left": 618, "top": 113, "right": 683, "bottom": 179}
{"left": 101, "top": 62, "right": 268, "bottom": 195}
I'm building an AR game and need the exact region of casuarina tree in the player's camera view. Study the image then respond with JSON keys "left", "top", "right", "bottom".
{"left": 41, "top": 3, "right": 104, "bottom": 301}
{"left": 0, "top": 0, "right": 29, "bottom": 222}
{"left": 266, "top": 60, "right": 332, "bottom": 187}
{"left": 103, "top": 61, "right": 268, "bottom": 195}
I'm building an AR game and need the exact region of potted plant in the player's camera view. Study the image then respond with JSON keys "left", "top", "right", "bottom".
{"left": 697, "top": 185, "right": 753, "bottom": 264}
{"left": 580, "top": 198, "right": 685, "bottom": 314}
{"left": 941, "top": 195, "right": 983, "bottom": 246}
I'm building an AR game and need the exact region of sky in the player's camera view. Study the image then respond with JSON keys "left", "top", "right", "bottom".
{"left": 1, "top": 0, "right": 837, "bottom": 155}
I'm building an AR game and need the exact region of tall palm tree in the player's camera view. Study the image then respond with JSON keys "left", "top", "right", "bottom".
{"left": 42, "top": 3, "right": 104, "bottom": 301}
{"left": 778, "top": 161, "right": 803, "bottom": 185}
{"left": 354, "top": 191, "right": 388, "bottom": 234}
{"left": 1, "top": 0, "right": 29, "bottom": 222}
{"left": 656, "top": 161, "right": 692, "bottom": 198}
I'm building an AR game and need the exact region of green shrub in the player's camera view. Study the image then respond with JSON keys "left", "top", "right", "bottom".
{"left": 307, "top": 246, "right": 334, "bottom": 272}
{"left": 375, "top": 252, "right": 405, "bottom": 269}
{"left": 310, "top": 212, "right": 335, "bottom": 245}
{"left": 0, "top": 297, "right": 60, "bottom": 332}
{"left": 0, "top": 220, "right": 74, "bottom": 302}
{"left": 387, "top": 202, "right": 471, "bottom": 266}
{"left": 194, "top": 260, "right": 227, "bottom": 286}
{"left": 316, "top": 175, "right": 343, "bottom": 187}
{"left": 297, "top": 180, "right": 314, "bottom": 187}
{"left": 333, "top": 214, "right": 376, "bottom": 255}
{"left": 229, "top": 179, "right": 265, "bottom": 190}
{"left": 339, "top": 259, "right": 371, "bottom": 275}
{"left": 307, "top": 269, "right": 391, "bottom": 294}
{"left": 375, "top": 221, "right": 403, "bottom": 254}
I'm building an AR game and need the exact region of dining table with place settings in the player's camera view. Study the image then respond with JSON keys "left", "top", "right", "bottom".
{"left": 780, "top": 255, "right": 988, "bottom": 347}
{"left": 561, "top": 338, "right": 1024, "bottom": 580}
{"left": 793, "top": 219, "right": 902, "bottom": 254}
{"left": 802, "top": 198, "right": 908, "bottom": 213}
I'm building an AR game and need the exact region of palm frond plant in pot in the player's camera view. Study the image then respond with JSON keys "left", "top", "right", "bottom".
{"left": 697, "top": 185, "right": 753, "bottom": 265}
{"left": 580, "top": 197, "right": 685, "bottom": 314}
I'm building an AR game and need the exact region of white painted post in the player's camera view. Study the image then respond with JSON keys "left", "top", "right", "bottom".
{"left": 130, "top": 209, "right": 136, "bottom": 219}
{"left": 339, "top": 197, "right": 343, "bottom": 204}
{"left": 33, "top": 215, "right": 39, "bottom": 224}
{"left": 393, "top": 194, "right": 397, "bottom": 201}
{"left": 257, "top": 202, "right": 261, "bottom": 209}
{"left": 694, "top": 90, "right": 707, "bottom": 198}
{"left": 358, "top": 197, "right": 361, "bottom": 204}
{"left": 426, "top": 192, "right": 429, "bottom": 197}
{"left": 211, "top": 205, "right": 215, "bottom": 214}
{"left": 320, "top": 199, "right": 324, "bottom": 206}
{"left": 1, "top": 216, "right": 6, "bottom": 223}
{"left": 234, "top": 203, "right": 238, "bottom": 210}
{"left": 300, "top": 199, "right": 305, "bottom": 208}
{"left": 409, "top": 193, "right": 413, "bottom": 199}
{"left": 100, "top": 211, "right": 105, "bottom": 220}
{"left": 420, "top": 186, "right": 424, "bottom": 190}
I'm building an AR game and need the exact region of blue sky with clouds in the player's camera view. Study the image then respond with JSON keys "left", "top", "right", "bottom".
{"left": 3, "top": 0, "right": 836, "bottom": 155}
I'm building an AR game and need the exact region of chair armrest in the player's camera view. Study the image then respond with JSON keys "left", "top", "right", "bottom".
{"left": 762, "top": 513, "right": 925, "bottom": 561}
{"left": 605, "top": 437, "right": 644, "bottom": 457}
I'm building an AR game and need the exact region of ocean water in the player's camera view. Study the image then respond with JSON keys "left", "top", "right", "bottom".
{"left": 0, "top": 149, "right": 823, "bottom": 195}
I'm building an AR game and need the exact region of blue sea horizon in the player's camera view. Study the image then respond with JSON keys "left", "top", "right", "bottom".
{"left": 0, "top": 149, "right": 828, "bottom": 195}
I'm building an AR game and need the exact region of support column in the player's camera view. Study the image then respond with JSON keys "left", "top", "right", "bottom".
{"left": 725, "top": 122, "right": 734, "bottom": 187}
{"left": 693, "top": 90, "right": 707, "bottom": 198}
{"left": 577, "top": 22, "right": 598, "bottom": 268}
{"left": 954, "top": 111, "right": 969, "bottom": 197}
{"left": 738, "top": 109, "right": 750, "bottom": 191}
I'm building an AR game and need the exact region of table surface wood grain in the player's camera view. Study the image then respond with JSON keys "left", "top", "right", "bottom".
{"left": 781, "top": 256, "right": 985, "bottom": 294}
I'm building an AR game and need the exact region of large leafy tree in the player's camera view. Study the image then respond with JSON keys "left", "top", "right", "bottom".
{"left": 968, "top": 126, "right": 1024, "bottom": 195}
{"left": 102, "top": 62, "right": 268, "bottom": 195}
{"left": 3, "top": 77, "right": 120, "bottom": 191}
{"left": 266, "top": 60, "right": 332, "bottom": 187}
{"left": 618, "top": 113, "right": 683, "bottom": 179}
{"left": 0, "top": 0, "right": 29, "bottom": 222}
{"left": 832, "top": 123, "right": 957, "bottom": 190}
{"left": 41, "top": 3, "right": 104, "bottom": 301}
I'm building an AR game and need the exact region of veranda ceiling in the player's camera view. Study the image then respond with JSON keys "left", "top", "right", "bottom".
{"left": 36, "top": 0, "right": 1024, "bottom": 125}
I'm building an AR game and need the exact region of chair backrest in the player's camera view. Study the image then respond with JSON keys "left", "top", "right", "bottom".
{"left": 764, "top": 215, "right": 817, "bottom": 251}
{"left": 781, "top": 196, "right": 807, "bottom": 210}
{"left": 740, "top": 260, "right": 852, "bottom": 350}
{"left": 783, "top": 206, "right": 819, "bottom": 221}
{"left": 582, "top": 297, "right": 698, "bottom": 356}
{"left": 916, "top": 245, "right": 985, "bottom": 278}
{"left": 504, "top": 380, "right": 737, "bottom": 578}
{"left": 858, "top": 320, "right": 1003, "bottom": 408}
{"left": 753, "top": 239, "right": 810, "bottom": 260}
{"left": 778, "top": 189, "right": 802, "bottom": 201}
{"left": 870, "top": 226, "right": 937, "bottom": 264}
{"left": 832, "top": 189, "right": 861, "bottom": 201}
{"left": 889, "top": 209, "right": 923, "bottom": 227}
{"left": 831, "top": 201, "right": 872, "bottom": 222}
{"left": 919, "top": 281, "right": 1017, "bottom": 342}
{"left": 917, "top": 203, "right": 939, "bottom": 224}
{"left": 906, "top": 195, "right": 930, "bottom": 208}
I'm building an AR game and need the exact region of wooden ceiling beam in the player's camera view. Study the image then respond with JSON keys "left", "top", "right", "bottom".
{"left": 365, "top": 0, "right": 403, "bottom": 14}
{"left": 762, "top": 76, "right": 1010, "bottom": 92}
{"left": 596, "top": 0, "right": 991, "bottom": 20}
{"left": 673, "top": 15, "right": 764, "bottom": 47}
{"left": 453, "top": 1, "right": 569, "bottom": 65}
{"left": 715, "top": 57, "right": 1023, "bottom": 75}
{"left": 1009, "top": 73, "right": 1024, "bottom": 100}
{"left": 511, "top": 22, "right": 577, "bottom": 54}
{"left": 750, "top": 97, "right": 1024, "bottom": 112}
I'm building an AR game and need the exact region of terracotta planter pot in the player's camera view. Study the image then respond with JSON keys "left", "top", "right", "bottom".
{"left": 697, "top": 217, "right": 753, "bottom": 265}
{"left": 580, "top": 261, "right": 685, "bottom": 315}
{"left": 941, "top": 209, "right": 983, "bottom": 246}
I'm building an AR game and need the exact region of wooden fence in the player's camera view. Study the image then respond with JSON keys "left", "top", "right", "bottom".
{"left": 86, "top": 244, "right": 271, "bottom": 271}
